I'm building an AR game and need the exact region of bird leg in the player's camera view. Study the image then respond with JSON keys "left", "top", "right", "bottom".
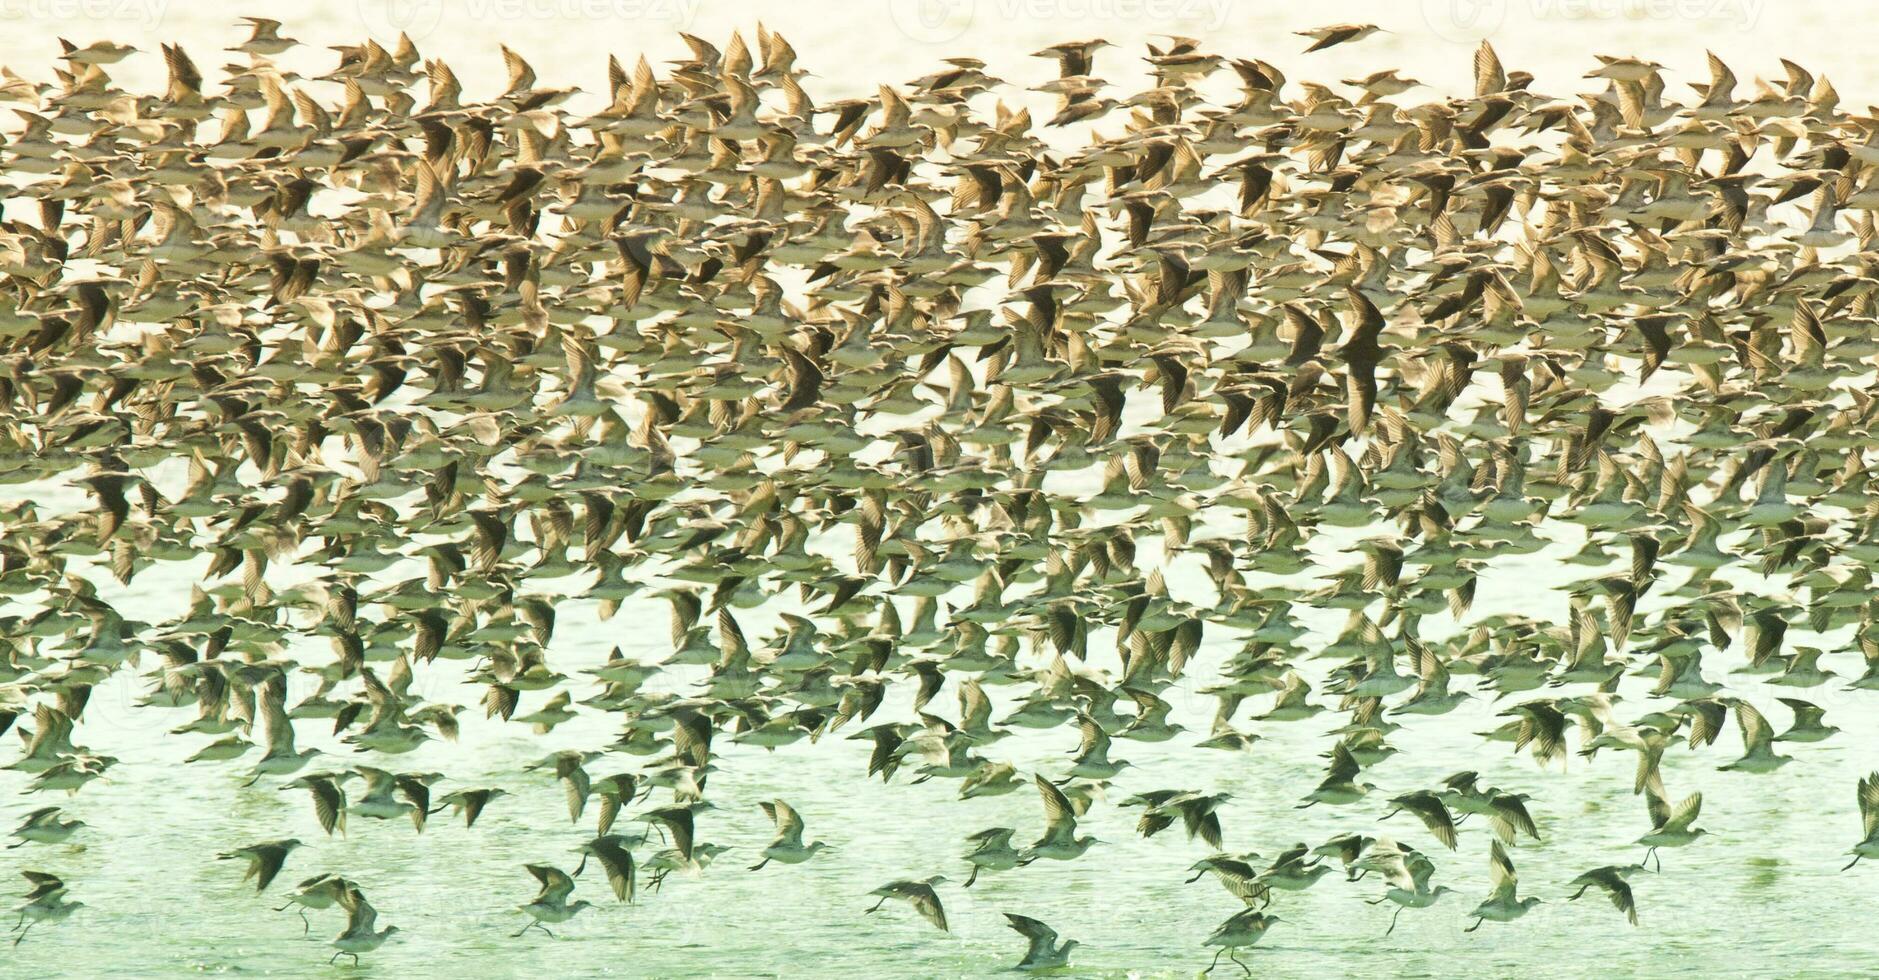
{"left": 1229, "top": 949, "right": 1250, "bottom": 977}
{"left": 866, "top": 897, "right": 887, "bottom": 913}
{"left": 12, "top": 922, "right": 31, "bottom": 946}
{"left": 512, "top": 921, "right": 541, "bottom": 939}
{"left": 1464, "top": 918, "right": 1484, "bottom": 933}
{"left": 1202, "top": 948, "right": 1223, "bottom": 975}
{"left": 747, "top": 858, "right": 770, "bottom": 871}
{"left": 1387, "top": 905, "right": 1405, "bottom": 936}
{"left": 964, "top": 866, "right": 978, "bottom": 888}
{"left": 1842, "top": 854, "right": 1862, "bottom": 872}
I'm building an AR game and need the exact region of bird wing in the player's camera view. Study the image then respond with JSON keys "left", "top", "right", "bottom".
{"left": 767, "top": 799, "right": 805, "bottom": 843}
{"left": 1005, "top": 912, "right": 1058, "bottom": 957}
{"left": 254, "top": 845, "right": 292, "bottom": 891}
{"left": 1610, "top": 876, "right": 1638, "bottom": 925}
{"left": 1669, "top": 791, "right": 1703, "bottom": 831}
{"left": 1861, "top": 773, "right": 1879, "bottom": 838}
{"left": 651, "top": 806, "right": 695, "bottom": 859}
{"left": 1487, "top": 839, "right": 1517, "bottom": 895}
{"left": 1323, "top": 740, "right": 1359, "bottom": 785}
{"left": 342, "top": 887, "right": 378, "bottom": 933}
{"left": 1489, "top": 794, "right": 1538, "bottom": 843}
{"left": 1035, "top": 774, "right": 1076, "bottom": 835}
{"left": 1474, "top": 40, "right": 1505, "bottom": 96}
{"left": 590, "top": 837, "right": 636, "bottom": 902}
{"left": 1735, "top": 699, "right": 1773, "bottom": 751}
{"left": 311, "top": 778, "right": 345, "bottom": 836}
{"left": 526, "top": 863, "right": 575, "bottom": 904}
{"left": 1776, "top": 697, "right": 1823, "bottom": 729}
{"left": 967, "top": 826, "right": 1015, "bottom": 846}
{"left": 20, "top": 870, "right": 63, "bottom": 900}
{"left": 1270, "top": 841, "right": 1310, "bottom": 871}
{"left": 912, "top": 887, "right": 948, "bottom": 932}
{"left": 1402, "top": 793, "right": 1458, "bottom": 850}
{"left": 1643, "top": 773, "right": 1672, "bottom": 829}
{"left": 1406, "top": 850, "right": 1437, "bottom": 892}
{"left": 1074, "top": 712, "right": 1107, "bottom": 758}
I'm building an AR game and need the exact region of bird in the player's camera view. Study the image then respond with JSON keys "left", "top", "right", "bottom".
{"left": 1201, "top": 908, "right": 1279, "bottom": 975}
{"left": 865, "top": 876, "right": 948, "bottom": 931}
{"left": 432, "top": 788, "right": 508, "bottom": 828}
{"left": 1637, "top": 774, "right": 1707, "bottom": 870}
{"left": 1298, "top": 742, "right": 1374, "bottom": 807}
{"left": 1718, "top": 700, "right": 1793, "bottom": 773}
{"left": 1567, "top": 865, "right": 1641, "bottom": 925}
{"left": 7, "top": 807, "right": 85, "bottom": 848}
{"left": 1020, "top": 775, "right": 1099, "bottom": 863}
{"left": 514, "top": 864, "right": 593, "bottom": 938}
{"left": 962, "top": 827, "right": 1021, "bottom": 887}
{"left": 329, "top": 884, "right": 399, "bottom": 965}
{"left": 1005, "top": 912, "right": 1078, "bottom": 970}
{"left": 747, "top": 799, "right": 831, "bottom": 870}
{"left": 10, "top": 871, "right": 81, "bottom": 946}
{"left": 1362, "top": 839, "right": 1453, "bottom": 935}
{"left": 572, "top": 835, "right": 638, "bottom": 902}
{"left": 218, "top": 839, "right": 304, "bottom": 893}
{"left": 276, "top": 873, "right": 352, "bottom": 935}
{"left": 1842, "top": 771, "right": 1879, "bottom": 870}
{"left": 1466, "top": 840, "right": 1540, "bottom": 931}
{"left": 1295, "top": 23, "right": 1383, "bottom": 52}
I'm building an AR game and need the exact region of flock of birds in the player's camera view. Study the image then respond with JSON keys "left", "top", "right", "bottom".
{"left": 5, "top": 15, "right": 1879, "bottom": 972}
